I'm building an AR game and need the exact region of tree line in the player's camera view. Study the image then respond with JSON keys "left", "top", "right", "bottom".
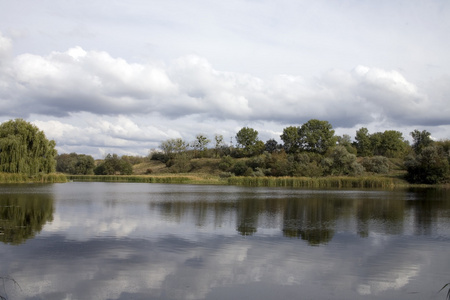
{"left": 154, "top": 119, "right": 450, "bottom": 184}
{"left": 1, "top": 118, "right": 449, "bottom": 184}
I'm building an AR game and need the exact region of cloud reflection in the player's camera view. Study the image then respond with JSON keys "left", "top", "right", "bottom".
{"left": 1, "top": 183, "right": 449, "bottom": 299}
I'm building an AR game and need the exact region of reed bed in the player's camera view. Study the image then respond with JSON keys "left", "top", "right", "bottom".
{"left": 0, "top": 173, "right": 67, "bottom": 183}
{"left": 67, "top": 174, "right": 405, "bottom": 188}
{"left": 67, "top": 174, "right": 222, "bottom": 184}
{"left": 227, "top": 176, "right": 401, "bottom": 189}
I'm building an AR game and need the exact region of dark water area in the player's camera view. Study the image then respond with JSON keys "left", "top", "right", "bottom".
{"left": 0, "top": 182, "right": 449, "bottom": 299}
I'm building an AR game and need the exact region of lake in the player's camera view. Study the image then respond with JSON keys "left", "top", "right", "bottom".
{"left": 0, "top": 182, "right": 449, "bottom": 300}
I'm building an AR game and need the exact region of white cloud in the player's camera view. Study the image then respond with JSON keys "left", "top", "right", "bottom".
{"left": 2, "top": 41, "right": 447, "bottom": 128}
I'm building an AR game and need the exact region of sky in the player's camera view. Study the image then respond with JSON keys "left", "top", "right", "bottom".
{"left": 0, "top": 0, "right": 449, "bottom": 158}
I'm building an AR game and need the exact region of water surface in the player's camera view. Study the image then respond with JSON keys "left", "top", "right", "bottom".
{"left": 0, "top": 182, "right": 449, "bottom": 299}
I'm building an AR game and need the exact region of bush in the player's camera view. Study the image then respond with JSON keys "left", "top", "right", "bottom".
{"left": 219, "top": 155, "right": 234, "bottom": 171}
{"left": 323, "top": 146, "right": 364, "bottom": 176}
{"left": 232, "top": 161, "right": 248, "bottom": 176}
{"left": 362, "top": 156, "right": 390, "bottom": 174}
{"left": 169, "top": 153, "right": 192, "bottom": 173}
{"left": 150, "top": 152, "right": 169, "bottom": 163}
{"left": 405, "top": 145, "right": 449, "bottom": 184}
{"left": 94, "top": 154, "right": 133, "bottom": 175}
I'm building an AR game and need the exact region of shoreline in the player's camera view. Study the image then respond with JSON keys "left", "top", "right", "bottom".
{"left": 0, "top": 173, "right": 448, "bottom": 189}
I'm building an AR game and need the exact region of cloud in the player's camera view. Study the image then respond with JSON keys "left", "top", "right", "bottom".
{"left": 0, "top": 33, "right": 12, "bottom": 61}
{"left": 0, "top": 29, "right": 449, "bottom": 157}
{"left": 1, "top": 37, "right": 447, "bottom": 128}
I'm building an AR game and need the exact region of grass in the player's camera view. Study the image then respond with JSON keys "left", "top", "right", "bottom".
{"left": 64, "top": 173, "right": 416, "bottom": 189}
{"left": 0, "top": 173, "right": 67, "bottom": 183}
{"left": 67, "top": 174, "right": 226, "bottom": 185}
{"left": 227, "top": 176, "right": 404, "bottom": 188}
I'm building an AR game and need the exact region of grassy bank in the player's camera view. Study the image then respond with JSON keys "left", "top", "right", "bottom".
{"left": 0, "top": 173, "right": 67, "bottom": 183}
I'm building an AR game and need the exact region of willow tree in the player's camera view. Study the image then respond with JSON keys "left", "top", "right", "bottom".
{"left": 0, "top": 119, "right": 57, "bottom": 175}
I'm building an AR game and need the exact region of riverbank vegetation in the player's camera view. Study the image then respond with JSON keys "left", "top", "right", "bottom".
{"left": 1, "top": 118, "right": 449, "bottom": 187}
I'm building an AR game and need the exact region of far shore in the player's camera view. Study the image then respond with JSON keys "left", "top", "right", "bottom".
{"left": 1, "top": 172, "right": 449, "bottom": 189}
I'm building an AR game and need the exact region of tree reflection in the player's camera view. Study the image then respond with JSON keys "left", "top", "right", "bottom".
{"left": 148, "top": 188, "right": 450, "bottom": 246}
{"left": 407, "top": 188, "right": 450, "bottom": 235}
{"left": 236, "top": 199, "right": 260, "bottom": 236}
{"left": 0, "top": 193, "right": 54, "bottom": 245}
{"left": 282, "top": 198, "right": 337, "bottom": 245}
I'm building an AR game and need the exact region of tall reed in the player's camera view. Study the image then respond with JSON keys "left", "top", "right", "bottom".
{"left": 68, "top": 175, "right": 193, "bottom": 184}
{"left": 0, "top": 173, "right": 67, "bottom": 183}
{"left": 227, "top": 176, "right": 399, "bottom": 188}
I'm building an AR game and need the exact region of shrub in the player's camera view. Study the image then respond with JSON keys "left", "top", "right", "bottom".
{"left": 362, "top": 156, "right": 390, "bottom": 174}
{"left": 405, "top": 145, "right": 449, "bottom": 184}
{"left": 219, "top": 155, "right": 234, "bottom": 171}
{"left": 232, "top": 161, "right": 248, "bottom": 176}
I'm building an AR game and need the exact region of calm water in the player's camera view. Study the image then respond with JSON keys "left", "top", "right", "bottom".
{"left": 0, "top": 182, "right": 449, "bottom": 300}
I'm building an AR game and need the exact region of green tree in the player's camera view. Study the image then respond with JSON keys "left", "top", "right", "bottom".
{"left": 337, "top": 134, "right": 357, "bottom": 155}
{"left": 160, "top": 138, "right": 189, "bottom": 159}
{"left": 299, "top": 119, "right": 337, "bottom": 154}
{"left": 280, "top": 126, "right": 301, "bottom": 154}
{"left": 411, "top": 129, "right": 433, "bottom": 154}
{"left": 0, "top": 119, "right": 57, "bottom": 175}
{"left": 192, "top": 134, "right": 210, "bottom": 158}
{"left": 235, "top": 127, "right": 259, "bottom": 156}
{"left": 322, "top": 145, "right": 363, "bottom": 176}
{"left": 214, "top": 134, "right": 225, "bottom": 157}
{"left": 405, "top": 144, "right": 449, "bottom": 184}
{"left": 264, "top": 139, "right": 279, "bottom": 153}
{"left": 56, "top": 153, "right": 95, "bottom": 175}
{"left": 354, "top": 127, "right": 372, "bottom": 156}
{"left": 362, "top": 156, "right": 390, "bottom": 174}
{"left": 379, "top": 130, "right": 409, "bottom": 158}
{"left": 94, "top": 154, "right": 133, "bottom": 175}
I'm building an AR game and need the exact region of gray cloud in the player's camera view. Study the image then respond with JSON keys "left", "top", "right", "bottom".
{"left": 1, "top": 39, "right": 447, "bottom": 129}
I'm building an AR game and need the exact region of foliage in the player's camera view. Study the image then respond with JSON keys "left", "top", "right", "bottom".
{"left": 214, "top": 134, "right": 225, "bottom": 157}
{"left": 160, "top": 138, "right": 189, "bottom": 159}
{"left": 362, "top": 156, "right": 390, "bottom": 174}
{"left": 121, "top": 155, "right": 147, "bottom": 165}
{"left": 404, "top": 144, "right": 449, "bottom": 184}
{"left": 56, "top": 153, "right": 95, "bottom": 175}
{"left": 232, "top": 161, "right": 248, "bottom": 176}
{"left": 0, "top": 172, "right": 66, "bottom": 183}
{"left": 150, "top": 151, "right": 169, "bottom": 163}
{"left": 192, "top": 134, "right": 210, "bottom": 158}
{"left": 0, "top": 119, "right": 57, "bottom": 175}
{"left": 280, "top": 126, "right": 301, "bottom": 154}
{"left": 264, "top": 139, "right": 279, "bottom": 153}
{"left": 94, "top": 154, "right": 133, "bottom": 175}
{"left": 227, "top": 176, "right": 397, "bottom": 189}
{"left": 144, "top": 123, "right": 449, "bottom": 185}
{"left": 168, "top": 153, "right": 192, "bottom": 173}
{"left": 290, "top": 152, "right": 324, "bottom": 177}
{"left": 299, "top": 119, "right": 337, "bottom": 154}
{"left": 410, "top": 129, "right": 433, "bottom": 154}
{"left": 219, "top": 155, "right": 234, "bottom": 171}
{"left": 323, "top": 145, "right": 364, "bottom": 176}
{"left": 354, "top": 128, "right": 409, "bottom": 158}
{"left": 337, "top": 134, "right": 357, "bottom": 155}
{"left": 354, "top": 127, "right": 372, "bottom": 156}
{"left": 377, "top": 130, "right": 409, "bottom": 158}
{"left": 235, "top": 127, "right": 260, "bottom": 156}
